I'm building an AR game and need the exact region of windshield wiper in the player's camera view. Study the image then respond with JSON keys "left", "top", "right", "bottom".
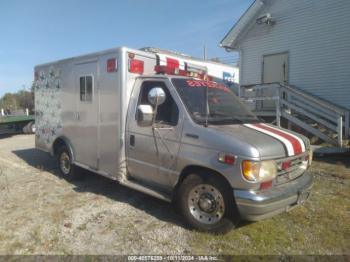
{"left": 195, "top": 116, "right": 244, "bottom": 125}
{"left": 209, "top": 111, "right": 230, "bottom": 117}
{"left": 229, "top": 116, "right": 259, "bottom": 123}
{"left": 193, "top": 110, "right": 259, "bottom": 126}
{"left": 208, "top": 115, "right": 258, "bottom": 124}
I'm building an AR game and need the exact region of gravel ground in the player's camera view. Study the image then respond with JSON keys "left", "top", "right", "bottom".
{"left": 0, "top": 134, "right": 349, "bottom": 255}
{"left": 0, "top": 134, "right": 190, "bottom": 255}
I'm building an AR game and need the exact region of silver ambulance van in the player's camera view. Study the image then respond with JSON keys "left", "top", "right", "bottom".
{"left": 34, "top": 46, "right": 313, "bottom": 232}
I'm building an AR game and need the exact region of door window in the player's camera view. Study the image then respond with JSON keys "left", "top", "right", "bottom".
{"left": 137, "top": 81, "right": 179, "bottom": 126}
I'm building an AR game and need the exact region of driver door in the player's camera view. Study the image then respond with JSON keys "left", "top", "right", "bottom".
{"left": 126, "top": 79, "right": 184, "bottom": 189}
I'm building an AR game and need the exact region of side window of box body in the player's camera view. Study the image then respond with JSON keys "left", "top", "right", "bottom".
{"left": 79, "top": 75, "right": 93, "bottom": 102}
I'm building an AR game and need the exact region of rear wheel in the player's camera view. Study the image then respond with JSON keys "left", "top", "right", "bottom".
{"left": 57, "top": 146, "right": 80, "bottom": 180}
{"left": 178, "top": 172, "right": 240, "bottom": 233}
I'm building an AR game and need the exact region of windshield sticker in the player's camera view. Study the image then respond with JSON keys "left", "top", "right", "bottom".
{"left": 223, "top": 72, "right": 235, "bottom": 84}
{"left": 186, "top": 80, "right": 231, "bottom": 93}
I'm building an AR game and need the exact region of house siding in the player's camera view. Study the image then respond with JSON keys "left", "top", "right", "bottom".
{"left": 238, "top": 0, "right": 350, "bottom": 109}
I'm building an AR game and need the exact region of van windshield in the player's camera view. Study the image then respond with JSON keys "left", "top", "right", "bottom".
{"left": 172, "top": 78, "right": 259, "bottom": 125}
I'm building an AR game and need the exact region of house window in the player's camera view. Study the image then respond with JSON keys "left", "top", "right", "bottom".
{"left": 80, "top": 76, "right": 93, "bottom": 102}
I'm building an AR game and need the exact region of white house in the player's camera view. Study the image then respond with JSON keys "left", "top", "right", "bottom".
{"left": 219, "top": 0, "right": 350, "bottom": 147}
{"left": 220, "top": 0, "right": 350, "bottom": 111}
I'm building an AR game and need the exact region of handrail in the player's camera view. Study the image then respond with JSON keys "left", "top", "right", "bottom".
{"left": 241, "top": 82, "right": 348, "bottom": 114}
{"left": 239, "top": 82, "right": 350, "bottom": 146}
{"left": 281, "top": 85, "right": 348, "bottom": 115}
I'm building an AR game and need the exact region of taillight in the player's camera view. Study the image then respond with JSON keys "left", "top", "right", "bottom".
{"left": 107, "top": 58, "right": 117, "bottom": 72}
{"left": 129, "top": 59, "right": 144, "bottom": 74}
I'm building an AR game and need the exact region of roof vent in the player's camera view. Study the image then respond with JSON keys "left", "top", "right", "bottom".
{"left": 256, "top": 13, "right": 275, "bottom": 26}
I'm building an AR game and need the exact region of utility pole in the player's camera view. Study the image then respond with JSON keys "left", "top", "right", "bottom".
{"left": 203, "top": 43, "right": 207, "bottom": 60}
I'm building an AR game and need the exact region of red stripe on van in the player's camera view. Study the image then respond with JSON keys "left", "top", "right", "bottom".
{"left": 254, "top": 124, "right": 302, "bottom": 155}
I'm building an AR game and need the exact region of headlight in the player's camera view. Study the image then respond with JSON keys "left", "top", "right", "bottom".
{"left": 303, "top": 149, "right": 313, "bottom": 167}
{"left": 242, "top": 160, "right": 277, "bottom": 182}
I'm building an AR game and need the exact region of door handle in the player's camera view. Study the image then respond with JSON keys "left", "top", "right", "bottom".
{"left": 130, "top": 135, "right": 135, "bottom": 146}
{"left": 74, "top": 112, "right": 80, "bottom": 120}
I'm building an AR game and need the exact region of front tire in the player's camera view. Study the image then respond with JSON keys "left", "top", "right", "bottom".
{"left": 57, "top": 146, "right": 80, "bottom": 180}
{"left": 178, "top": 172, "right": 240, "bottom": 233}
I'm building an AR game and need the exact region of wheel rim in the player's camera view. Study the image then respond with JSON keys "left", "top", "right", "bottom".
{"left": 60, "top": 152, "right": 71, "bottom": 175}
{"left": 31, "top": 124, "right": 36, "bottom": 133}
{"left": 188, "top": 184, "right": 225, "bottom": 225}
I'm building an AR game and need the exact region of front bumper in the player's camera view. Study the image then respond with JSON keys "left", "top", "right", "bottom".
{"left": 234, "top": 173, "right": 313, "bottom": 221}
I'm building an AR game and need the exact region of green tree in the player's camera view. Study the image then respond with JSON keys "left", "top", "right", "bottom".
{"left": 0, "top": 84, "right": 34, "bottom": 114}
{"left": 17, "top": 90, "right": 34, "bottom": 113}
{"left": 0, "top": 93, "right": 18, "bottom": 111}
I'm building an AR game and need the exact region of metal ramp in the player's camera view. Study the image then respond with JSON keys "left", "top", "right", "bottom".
{"left": 239, "top": 83, "right": 350, "bottom": 148}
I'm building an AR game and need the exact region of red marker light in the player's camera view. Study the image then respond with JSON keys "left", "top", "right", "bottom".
{"left": 166, "top": 57, "right": 179, "bottom": 69}
{"left": 260, "top": 180, "right": 272, "bottom": 190}
{"left": 281, "top": 160, "right": 291, "bottom": 170}
{"left": 129, "top": 59, "right": 144, "bottom": 74}
{"left": 154, "top": 65, "right": 187, "bottom": 76}
{"left": 107, "top": 58, "right": 117, "bottom": 72}
{"left": 218, "top": 153, "right": 236, "bottom": 165}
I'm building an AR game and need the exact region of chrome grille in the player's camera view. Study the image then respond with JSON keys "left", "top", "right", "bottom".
{"left": 275, "top": 154, "right": 308, "bottom": 185}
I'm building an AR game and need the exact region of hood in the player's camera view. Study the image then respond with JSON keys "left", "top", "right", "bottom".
{"left": 208, "top": 123, "right": 309, "bottom": 160}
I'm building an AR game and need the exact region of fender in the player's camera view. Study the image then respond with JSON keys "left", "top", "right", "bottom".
{"left": 51, "top": 135, "right": 76, "bottom": 162}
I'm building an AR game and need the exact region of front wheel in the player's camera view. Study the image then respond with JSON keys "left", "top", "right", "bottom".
{"left": 178, "top": 172, "right": 240, "bottom": 233}
{"left": 57, "top": 146, "right": 80, "bottom": 181}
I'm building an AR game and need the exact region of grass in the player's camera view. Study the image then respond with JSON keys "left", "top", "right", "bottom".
{"left": 189, "top": 158, "right": 350, "bottom": 255}
{"left": 1, "top": 151, "right": 348, "bottom": 255}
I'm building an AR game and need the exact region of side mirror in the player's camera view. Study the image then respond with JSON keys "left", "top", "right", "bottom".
{"left": 148, "top": 87, "right": 166, "bottom": 106}
{"left": 136, "top": 104, "right": 153, "bottom": 126}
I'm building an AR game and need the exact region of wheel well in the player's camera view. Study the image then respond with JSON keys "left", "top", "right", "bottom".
{"left": 174, "top": 165, "right": 232, "bottom": 198}
{"left": 52, "top": 138, "right": 68, "bottom": 156}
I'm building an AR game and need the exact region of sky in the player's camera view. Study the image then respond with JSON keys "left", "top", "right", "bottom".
{"left": 0, "top": 0, "right": 252, "bottom": 97}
